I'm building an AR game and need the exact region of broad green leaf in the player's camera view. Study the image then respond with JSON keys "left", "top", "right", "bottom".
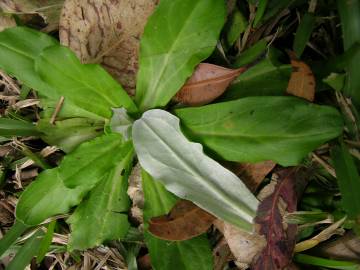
{"left": 6, "top": 230, "right": 44, "bottom": 270}
{"left": 293, "top": 12, "right": 316, "bottom": 58}
{"left": 35, "top": 46, "right": 137, "bottom": 118}
{"left": 68, "top": 157, "right": 132, "bottom": 251}
{"left": 331, "top": 143, "right": 360, "bottom": 220}
{"left": 16, "top": 134, "right": 131, "bottom": 225}
{"left": 222, "top": 59, "right": 291, "bottom": 100}
{"left": 0, "top": 118, "right": 41, "bottom": 137}
{"left": 233, "top": 39, "right": 268, "bottom": 68}
{"left": 36, "top": 221, "right": 56, "bottom": 264}
{"left": 16, "top": 168, "right": 90, "bottom": 225}
{"left": 175, "top": 96, "right": 343, "bottom": 166}
{"left": 0, "top": 221, "right": 28, "bottom": 258}
{"left": 0, "top": 27, "right": 94, "bottom": 119}
{"left": 133, "top": 110, "right": 258, "bottom": 231}
{"left": 135, "top": 0, "right": 226, "bottom": 111}
{"left": 37, "top": 118, "right": 104, "bottom": 153}
{"left": 142, "top": 170, "right": 213, "bottom": 270}
{"left": 60, "top": 134, "right": 133, "bottom": 188}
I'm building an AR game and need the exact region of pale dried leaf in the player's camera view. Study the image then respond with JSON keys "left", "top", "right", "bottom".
{"left": 127, "top": 163, "right": 144, "bottom": 224}
{"left": 223, "top": 222, "right": 266, "bottom": 268}
{"left": 0, "top": 0, "right": 64, "bottom": 32}
{"left": 0, "top": 13, "right": 16, "bottom": 32}
{"left": 59, "top": 0, "right": 158, "bottom": 95}
{"left": 213, "top": 238, "right": 233, "bottom": 270}
{"left": 295, "top": 216, "right": 346, "bottom": 252}
{"left": 174, "top": 63, "right": 246, "bottom": 106}
{"left": 286, "top": 57, "right": 315, "bottom": 102}
{"left": 314, "top": 232, "right": 360, "bottom": 261}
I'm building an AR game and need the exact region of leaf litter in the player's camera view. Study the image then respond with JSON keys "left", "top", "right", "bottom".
{"left": 0, "top": 0, "right": 358, "bottom": 269}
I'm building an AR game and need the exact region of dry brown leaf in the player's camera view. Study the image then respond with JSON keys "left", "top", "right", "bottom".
{"left": 286, "top": 55, "right": 315, "bottom": 102}
{"left": 233, "top": 161, "right": 276, "bottom": 192}
{"left": 59, "top": 0, "right": 158, "bottom": 95}
{"left": 313, "top": 232, "right": 360, "bottom": 261}
{"left": 174, "top": 63, "right": 246, "bottom": 106}
{"left": 0, "top": 0, "right": 64, "bottom": 32}
{"left": 148, "top": 200, "right": 215, "bottom": 241}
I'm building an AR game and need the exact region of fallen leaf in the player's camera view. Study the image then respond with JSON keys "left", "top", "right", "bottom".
{"left": 294, "top": 216, "right": 346, "bottom": 252}
{"left": 213, "top": 237, "right": 233, "bottom": 270}
{"left": 223, "top": 222, "right": 266, "bottom": 268}
{"left": 127, "top": 163, "right": 144, "bottom": 225}
{"left": 313, "top": 232, "right": 360, "bottom": 261}
{"left": 148, "top": 200, "right": 215, "bottom": 241}
{"left": 0, "top": 13, "right": 16, "bottom": 32}
{"left": 252, "top": 168, "right": 299, "bottom": 270}
{"left": 174, "top": 63, "right": 246, "bottom": 106}
{"left": 59, "top": 0, "right": 158, "bottom": 95}
{"left": 286, "top": 55, "right": 315, "bottom": 102}
{"left": 0, "top": 0, "right": 64, "bottom": 32}
{"left": 233, "top": 161, "right": 276, "bottom": 192}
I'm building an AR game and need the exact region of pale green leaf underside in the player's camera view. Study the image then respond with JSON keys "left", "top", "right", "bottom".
{"left": 176, "top": 96, "right": 344, "bottom": 166}
{"left": 68, "top": 160, "right": 132, "bottom": 251}
{"left": 0, "top": 27, "right": 96, "bottom": 119}
{"left": 135, "top": 0, "right": 226, "bottom": 111}
{"left": 16, "top": 134, "right": 130, "bottom": 225}
{"left": 142, "top": 171, "right": 213, "bottom": 270}
{"left": 133, "top": 110, "right": 258, "bottom": 231}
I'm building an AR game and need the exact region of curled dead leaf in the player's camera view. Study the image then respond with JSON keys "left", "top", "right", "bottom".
{"left": 286, "top": 54, "right": 315, "bottom": 102}
{"left": 174, "top": 63, "right": 246, "bottom": 106}
{"left": 59, "top": 0, "right": 158, "bottom": 95}
{"left": 148, "top": 200, "right": 215, "bottom": 241}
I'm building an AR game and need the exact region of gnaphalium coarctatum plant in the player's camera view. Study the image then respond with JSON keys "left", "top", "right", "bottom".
{"left": 0, "top": 0, "right": 342, "bottom": 260}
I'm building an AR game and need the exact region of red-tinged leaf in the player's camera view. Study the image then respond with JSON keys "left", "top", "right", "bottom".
{"left": 148, "top": 200, "right": 215, "bottom": 241}
{"left": 252, "top": 168, "right": 298, "bottom": 270}
{"left": 286, "top": 55, "right": 315, "bottom": 102}
{"left": 174, "top": 63, "right": 246, "bottom": 106}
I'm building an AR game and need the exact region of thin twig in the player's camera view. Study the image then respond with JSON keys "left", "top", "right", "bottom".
{"left": 50, "top": 96, "right": 65, "bottom": 125}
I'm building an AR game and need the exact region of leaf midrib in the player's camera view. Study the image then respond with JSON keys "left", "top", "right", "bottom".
{"left": 141, "top": 117, "right": 256, "bottom": 221}
{"left": 139, "top": 1, "right": 203, "bottom": 109}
